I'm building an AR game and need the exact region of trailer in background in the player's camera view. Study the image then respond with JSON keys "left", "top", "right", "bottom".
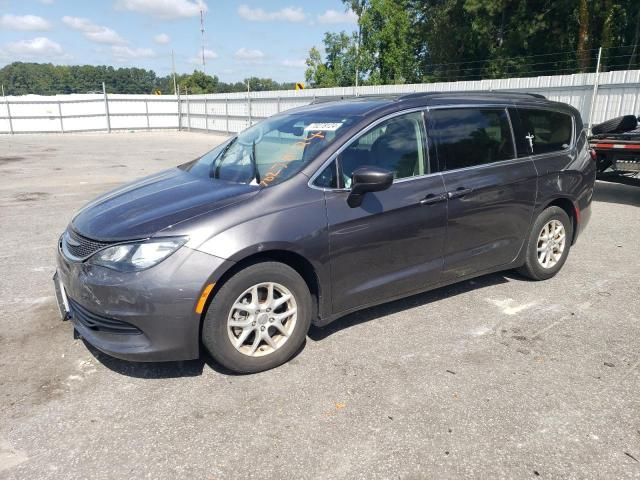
{"left": 590, "top": 114, "right": 640, "bottom": 179}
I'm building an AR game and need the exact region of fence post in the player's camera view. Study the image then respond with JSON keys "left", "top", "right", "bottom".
{"left": 225, "top": 97, "right": 229, "bottom": 133}
{"left": 177, "top": 88, "right": 182, "bottom": 131}
{"left": 186, "top": 87, "right": 191, "bottom": 132}
{"left": 587, "top": 47, "right": 603, "bottom": 135}
{"left": 57, "top": 100, "right": 64, "bottom": 133}
{"left": 4, "top": 91, "right": 14, "bottom": 135}
{"left": 145, "top": 99, "right": 150, "bottom": 130}
{"left": 102, "top": 82, "right": 111, "bottom": 133}
{"left": 204, "top": 96, "right": 209, "bottom": 132}
{"left": 277, "top": 96, "right": 281, "bottom": 113}
{"left": 247, "top": 92, "right": 252, "bottom": 127}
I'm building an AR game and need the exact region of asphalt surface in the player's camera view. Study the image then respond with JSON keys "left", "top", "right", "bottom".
{"left": 0, "top": 132, "right": 639, "bottom": 480}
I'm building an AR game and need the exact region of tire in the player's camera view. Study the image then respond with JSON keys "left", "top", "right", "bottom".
{"left": 202, "top": 261, "right": 312, "bottom": 373}
{"left": 517, "top": 206, "right": 573, "bottom": 281}
{"left": 591, "top": 115, "right": 637, "bottom": 135}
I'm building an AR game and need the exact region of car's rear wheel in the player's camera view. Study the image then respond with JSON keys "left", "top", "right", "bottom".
{"left": 202, "top": 261, "right": 311, "bottom": 373}
{"left": 517, "top": 206, "right": 573, "bottom": 281}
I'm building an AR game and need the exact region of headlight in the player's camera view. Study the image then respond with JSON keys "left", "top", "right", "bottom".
{"left": 88, "top": 237, "right": 188, "bottom": 272}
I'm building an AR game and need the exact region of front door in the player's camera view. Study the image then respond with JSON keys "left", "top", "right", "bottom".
{"left": 427, "top": 107, "right": 537, "bottom": 280}
{"left": 317, "top": 111, "right": 448, "bottom": 314}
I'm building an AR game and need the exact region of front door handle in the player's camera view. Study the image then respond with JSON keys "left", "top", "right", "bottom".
{"left": 419, "top": 193, "right": 447, "bottom": 205}
{"left": 447, "top": 188, "right": 474, "bottom": 199}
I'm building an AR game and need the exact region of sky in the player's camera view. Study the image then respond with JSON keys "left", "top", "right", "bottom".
{"left": 0, "top": 0, "right": 358, "bottom": 82}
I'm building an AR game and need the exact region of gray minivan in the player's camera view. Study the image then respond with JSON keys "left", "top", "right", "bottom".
{"left": 54, "top": 92, "right": 596, "bottom": 373}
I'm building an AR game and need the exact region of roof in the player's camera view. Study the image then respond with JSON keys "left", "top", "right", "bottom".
{"left": 286, "top": 90, "right": 575, "bottom": 120}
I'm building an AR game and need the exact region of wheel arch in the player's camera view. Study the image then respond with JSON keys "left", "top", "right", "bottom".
{"left": 198, "top": 249, "right": 323, "bottom": 338}
{"left": 542, "top": 197, "right": 578, "bottom": 244}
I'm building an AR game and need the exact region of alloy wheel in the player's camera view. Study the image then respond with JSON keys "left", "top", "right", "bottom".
{"left": 536, "top": 219, "right": 566, "bottom": 269}
{"left": 227, "top": 282, "right": 297, "bottom": 357}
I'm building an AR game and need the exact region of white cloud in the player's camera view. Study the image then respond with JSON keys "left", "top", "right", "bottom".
{"left": 234, "top": 47, "right": 264, "bottom": 61}
{"left": 115, "top": 0, "right": 207, "bottom": 19}
{"left": 112, "top": 45, "right": 156, "bottom": 60}
{"left": 202, "top": 49, "right": 217, "bottom": 60}
{"left": 0, "top": 14, "right": 51, "bottom": 31}
{"left": 318, "top": 9, "right": 358, "bottom": 24}
{"left": 189, "top": 48, "right": 217, "bottom": 65}
{"left": 238, "top": 5, "right": 305, "bottom": 22}
{"left": 281, "top": 58, "right": 305, "bottom": 68}
{"left": 154, "top": 33, "right": 171, "bottom": 44}
{"left": 62, "top": 16, "right": 126, "bottom": 45}
{"left": 1, "top": 37, "right": 64, "bottom": 58}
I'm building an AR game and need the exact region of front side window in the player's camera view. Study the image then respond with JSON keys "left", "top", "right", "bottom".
{"left": 518, "top": 109, "right": 573, "bottom": 155}
{"left": 314, "top": 160, "right": 339, "bottom": 189}
{"left": 334, "top": 111, "right": 427, "bottom": 189}
{"left": 430, "top": 108, "right": 515, "bottom": 171}
{"left": 183, "top": 113, "right": 356, "bottom": 187}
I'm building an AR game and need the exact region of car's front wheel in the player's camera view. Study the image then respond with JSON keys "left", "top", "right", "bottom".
{"left": 202, "top": 261, "right": 312, "bottom": 373}
{"left": 517, "top": 206, "right": 573, "bottom": 281}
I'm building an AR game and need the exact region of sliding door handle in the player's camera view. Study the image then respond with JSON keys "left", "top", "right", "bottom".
{"left": 447, "top": 188, "right": 473, "bottom": 199}
{"left": 419, "top": 193, "right": 447, "bottom": 205}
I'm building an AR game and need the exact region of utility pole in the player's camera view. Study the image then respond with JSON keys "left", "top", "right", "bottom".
{"left": 171, "top": 49, "right": 177, "bottom": 95}
{"left": 200, "top": 8, "right": 206, "bottom": 73}
{"left": 587, "top": 47, "right": 603, "bottom": 135}
{"left": 355, "top": 23, "right": 360, "bottom": 94}
{"left": 246, "top": 80, "right": 252, "bottom": 126}
{"left": 354, "top": 4, "right": 365, "bottom": 96}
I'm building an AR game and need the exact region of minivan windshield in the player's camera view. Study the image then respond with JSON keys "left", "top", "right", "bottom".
{"left": 184, "top": 111, "right": 356, "bottom": 187}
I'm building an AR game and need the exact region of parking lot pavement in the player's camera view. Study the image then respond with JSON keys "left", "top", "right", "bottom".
{"left": 0, "top": 132, "right": 639, "bottom": 480}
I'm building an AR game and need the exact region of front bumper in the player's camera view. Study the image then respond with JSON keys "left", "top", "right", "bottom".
{"left": 56, "top": 243, "right": 233, "bottom": 362}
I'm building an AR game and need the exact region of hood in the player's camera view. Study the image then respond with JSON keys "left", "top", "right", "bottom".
{"left": 72, "top": 168, "right": 259, "bottom": 241}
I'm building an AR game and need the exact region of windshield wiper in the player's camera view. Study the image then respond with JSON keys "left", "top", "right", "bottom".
{"left": 250, "top": 140, "right": 260, "bottom": 184}
{"left": 210, "top": 138, "right": 235, "bottom": 179}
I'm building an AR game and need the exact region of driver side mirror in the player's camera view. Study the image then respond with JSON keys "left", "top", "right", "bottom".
{"left": 347, "top": 166, "right": 393, "bottom": 208}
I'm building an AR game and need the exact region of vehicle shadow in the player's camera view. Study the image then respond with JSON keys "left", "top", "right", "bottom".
{"left": 83, "top": 341, "right": 208, "bottom": 378}
{"left": 85, "top": 271, "right": 520, "bottom": 377}
{"left": 84, "top": 335, "right": 307, "bottom": 378}
{"left": 594, "top": 177, "right": 640, "bottom": 207}
{"left": 308, "top": 271, "right": 515, "bottom": 341}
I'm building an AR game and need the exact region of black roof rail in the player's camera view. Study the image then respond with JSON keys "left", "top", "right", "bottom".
{"left": 310, "top": 94, "right": 397, "bottom": 104}
{"left": 397, "top": 90, "right": 546, "bottom": 100}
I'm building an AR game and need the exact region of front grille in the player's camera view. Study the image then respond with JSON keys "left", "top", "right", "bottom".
{"left": 69, "top": 298, "right": 142, "bottom": 335}
{"left": 63, "top": 229, "right": 113, "bottom": 260}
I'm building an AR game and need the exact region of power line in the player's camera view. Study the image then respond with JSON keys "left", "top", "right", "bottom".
{"left": 422, "top": 44, "right": 640, "bottom": 70}
{"left": 423, "top": 48, "right": 601, "bottom": 69}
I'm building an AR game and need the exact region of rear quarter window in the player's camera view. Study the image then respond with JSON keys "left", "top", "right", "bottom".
{"left": 517, "top": 109, "right": 573, "bottom": 155}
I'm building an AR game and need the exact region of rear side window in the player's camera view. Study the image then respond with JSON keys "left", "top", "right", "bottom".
{"left": 429, "top": 108, "right": 515, "bottom": 171}
{"left": 517, "top": 109, "right": 573, "bottom": 155}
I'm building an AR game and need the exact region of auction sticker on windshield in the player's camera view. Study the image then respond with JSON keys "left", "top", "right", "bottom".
{"left": 304, "top": 123, "right": 343, "bottom": 131}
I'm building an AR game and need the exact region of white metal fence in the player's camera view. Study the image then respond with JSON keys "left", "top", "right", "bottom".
{"left": 2, "top": 70, "right": 640, "bottom": 135}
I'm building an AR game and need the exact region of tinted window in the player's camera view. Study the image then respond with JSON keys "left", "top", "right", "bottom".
{"left": 314, "top": 160, "right": 339, "bottom": 188}
{"left": 518, "top": 109, "right": 573, "bottom": 155}
{"left": 508, "top": 107, "right": 531, "bottom": 156}
{"left": 430, "top": 108, "right": 515, "bottom": 171}
{"left": 338, "top": 111, "right": 426, "bottom": 188}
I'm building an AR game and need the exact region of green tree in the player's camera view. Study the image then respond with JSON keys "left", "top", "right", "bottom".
{"left": 181, "top": 70, "right": 219, "bottom": 94}
{"left": 359, "top": 0, "right": 418, "bottom": 84}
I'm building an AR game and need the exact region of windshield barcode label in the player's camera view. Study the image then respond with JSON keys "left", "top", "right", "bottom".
{"left": 304, "top": 123, "right": 343, "bottom": 131}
